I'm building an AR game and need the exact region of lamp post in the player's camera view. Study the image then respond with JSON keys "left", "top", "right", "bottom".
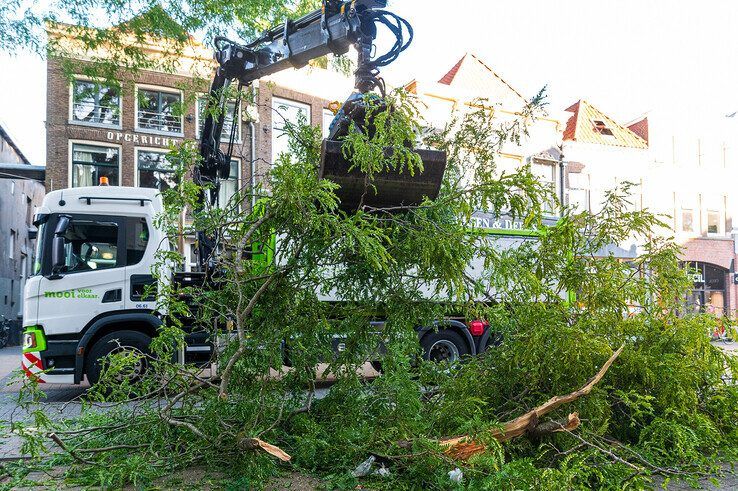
{"left": 558, "top": 143, "right": 567, "bottom": 215}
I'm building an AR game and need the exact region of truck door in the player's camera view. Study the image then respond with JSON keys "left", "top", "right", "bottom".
{"left": 35, "top": 214, "right": 126, "bottom": 336}
{"left": 123, "top": 216, "right": 157, "bottom": 312}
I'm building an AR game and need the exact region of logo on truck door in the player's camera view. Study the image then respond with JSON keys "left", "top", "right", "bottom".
{"left": 44, "top": 288, "right": 99, "bottom": 299}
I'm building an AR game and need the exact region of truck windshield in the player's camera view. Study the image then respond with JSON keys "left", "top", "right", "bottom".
{"left": 32, "top": 214, "right": 48, "bottom": 276}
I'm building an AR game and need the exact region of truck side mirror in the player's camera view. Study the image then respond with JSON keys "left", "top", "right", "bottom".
{"left": 54, "top": 215, "right": 70, "bottom": 235}
{"left": 50, "top": 236, "right": 66, "bottom": 277}
{"left": 49, "top": 215, "right": 71, "bottom": 279}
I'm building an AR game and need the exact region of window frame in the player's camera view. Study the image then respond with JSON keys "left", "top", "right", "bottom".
{"left": 530, "top": 158, "right": 558, "bottom": 215}
{"left": 592, "top": 119, "right": 614, "bottom": 136}
{"left": 68, "top": 76, "right": 123, "bottom": 129}
{"left": 195, "top": 94, "right": 242, "bottom": 143}
{"left": 134, "top": 83, "right": 184, "bottom": 137}
{"left": 271, "top": 97, "right": 311, "bottom": 163}
{"left": 706, "top": 209, "right": 722, "bottom": 236}
{"left": 322, "top": 108, "right": 335, "bottom": 138}
{"left": 39, "top": 214, "right": 126, "bottom": 277}
{"left": 217, "top": 157, "right": 242, "bottom": 211}
{"left": 68, "top": 140, "right": 122, "bottom": 188}
{"left": 567, "top": 172, "right": 590, "bottom": 213}
{"left": 134, "top": 147, "right": 178, "bottom": 191}
{"left": 681, "top": 208, "right": 695, "bottom": 233}
{"left": 8, "top": 229, "right": 16, "bottom": 259}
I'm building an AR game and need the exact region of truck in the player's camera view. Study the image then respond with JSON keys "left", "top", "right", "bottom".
{"left": 22, "top": 186, "right": 547, "bottom": 384}
{"left": 20, "top": 0, "right": 547, "bottom": 384}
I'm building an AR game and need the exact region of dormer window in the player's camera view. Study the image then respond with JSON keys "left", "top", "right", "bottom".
{"left": 593, "top": 120, "right": 613, "bottom": 136}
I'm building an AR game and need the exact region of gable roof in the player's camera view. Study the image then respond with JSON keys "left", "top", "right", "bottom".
{"left": 563, "top": 100, "right": 648, "bottom": 149}
{"left": 437, "top": 53, "right": 527, "bottom": 107}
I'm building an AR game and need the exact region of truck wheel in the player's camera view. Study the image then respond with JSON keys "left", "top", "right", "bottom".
{"left": 421, "top": 330, "right": 469, "bottom": 363}
{"left": 85, "top": 330, "right": 152, "bottom": 386}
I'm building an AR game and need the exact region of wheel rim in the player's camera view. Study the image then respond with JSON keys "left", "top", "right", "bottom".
{"left": 105, "top": 346, "right": 147, "bottom": 382}
{"left": 428, "top": 339, "right": 460, "bottom": 362}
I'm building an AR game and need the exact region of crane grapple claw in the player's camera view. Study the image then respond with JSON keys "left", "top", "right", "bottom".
{"left": 318, "top": 139, "right": 447, "bottom": 212}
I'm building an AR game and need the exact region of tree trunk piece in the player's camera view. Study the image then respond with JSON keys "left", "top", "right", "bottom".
{"left": 440, "top": 344, "right": 624, "bottom": 460}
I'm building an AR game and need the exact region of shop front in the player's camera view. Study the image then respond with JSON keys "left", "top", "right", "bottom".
{"left": 685, "top": 261, "right": 728, "bottom": 316}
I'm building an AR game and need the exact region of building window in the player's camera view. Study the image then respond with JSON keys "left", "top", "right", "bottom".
{"left": 681, "top": 209, "right": 694, "bottom": 232}
{"left": 707, "top": 210, "right": 721, "bottom": 234}
{"left": 26, "top": 195, "right": 32, "bottom": 226}
{"left": 531, "top": 160, "right": 557, "bottom": 213}
{"left": 9, "top": 230, "right": 16, "bottom": 259}
{"left": 196, "top": 97, "right": 241, "bottom": 142}
{"left": 71, "top": 143, "right": 120, "bottom": 187}
{"left": 71, "top": 79, "right": 121, "bottom": 127}
{"left": 271, "top": 97, "right": 310, "bottom": 163}
{"left": 218, "top": 159, "right": 240, "bottom": 210}
{"left": 568, "top": 172, "right": 590, "bottom": 213}
{"left": 137, "top": 87, "right": 182, "bottom": 134}
{"left": 322, "top": 108, "right": 335, "bottom": 138}
{"left": 137, "top": 150, "right": 177, "bottom": 191}
{"left": 593, "top": 120, "right": 614, "bottom": 136}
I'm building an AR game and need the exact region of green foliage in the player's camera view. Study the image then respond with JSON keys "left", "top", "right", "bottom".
{"left": 341, "top": 91, "right": 425, "bottom": 178}
{"left": 1, "top": 0, "right": 314, "bottom": 95}
{"left": 8, "top": 85, "right": 738, "bottom": 491}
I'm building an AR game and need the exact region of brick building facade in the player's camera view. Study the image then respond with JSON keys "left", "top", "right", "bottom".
{"left": 45, "top": 23, "right": 345, "bottom": 269}
{"left": 45, "top": 56, "right": 252, "bottom": 192}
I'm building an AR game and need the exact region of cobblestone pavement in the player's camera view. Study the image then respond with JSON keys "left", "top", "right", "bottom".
{"left": 0, "top": 346, "right": 91, "bottom": 460}
{"left": 0, "top": 346, "right": 374, "bottom": 460}
{"left": 2, "top": 342, "right": 737, "bottom": 488}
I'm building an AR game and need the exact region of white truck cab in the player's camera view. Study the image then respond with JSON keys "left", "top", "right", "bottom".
{"left": 22, "top": 186, "right": 171, "bottom": 384}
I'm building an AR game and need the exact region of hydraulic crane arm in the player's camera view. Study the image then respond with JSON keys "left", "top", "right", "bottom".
{"left": 198, "top": 0, "right": 391, "bottom": 198}
{"left": 196, "top": 0, "right": 445, "bottom": 270}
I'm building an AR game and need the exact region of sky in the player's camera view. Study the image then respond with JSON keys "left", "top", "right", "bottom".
{"left": 2, "top": 0, "right": 738, "bottom": 165}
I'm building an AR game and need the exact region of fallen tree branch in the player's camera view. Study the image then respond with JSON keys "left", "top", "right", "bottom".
{"left": 48, "top": 433, "right": 95, "bottom": 466}
{"left": 239, "top": 437, "right": 292, "bottom": 462}
{"left": 562, "top": 427, "right": 642, "bottom": 472}
{"left": 78, "top": 443, "right": 150, "bottom": 454}
{"left": 440, "top": 344, "right": 624, "bottom": 460}
{"left": 527, "top": 412, "right": 581, "bottom": 439}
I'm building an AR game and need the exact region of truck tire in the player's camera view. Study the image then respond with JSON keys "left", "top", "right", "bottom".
{"left": 85, "top": 330, "right": 152, "bottom": 386}
{"left": 421, "top": 329, "right": 469, "bottom": 363}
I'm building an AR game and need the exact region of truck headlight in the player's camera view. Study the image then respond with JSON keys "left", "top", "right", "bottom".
{"left": 23, "top": 332, "right": 37, "bottom": 350}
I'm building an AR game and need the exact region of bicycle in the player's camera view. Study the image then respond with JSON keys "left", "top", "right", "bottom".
{"left": 0, "top": 315, "right": 10, "bottom": 349}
